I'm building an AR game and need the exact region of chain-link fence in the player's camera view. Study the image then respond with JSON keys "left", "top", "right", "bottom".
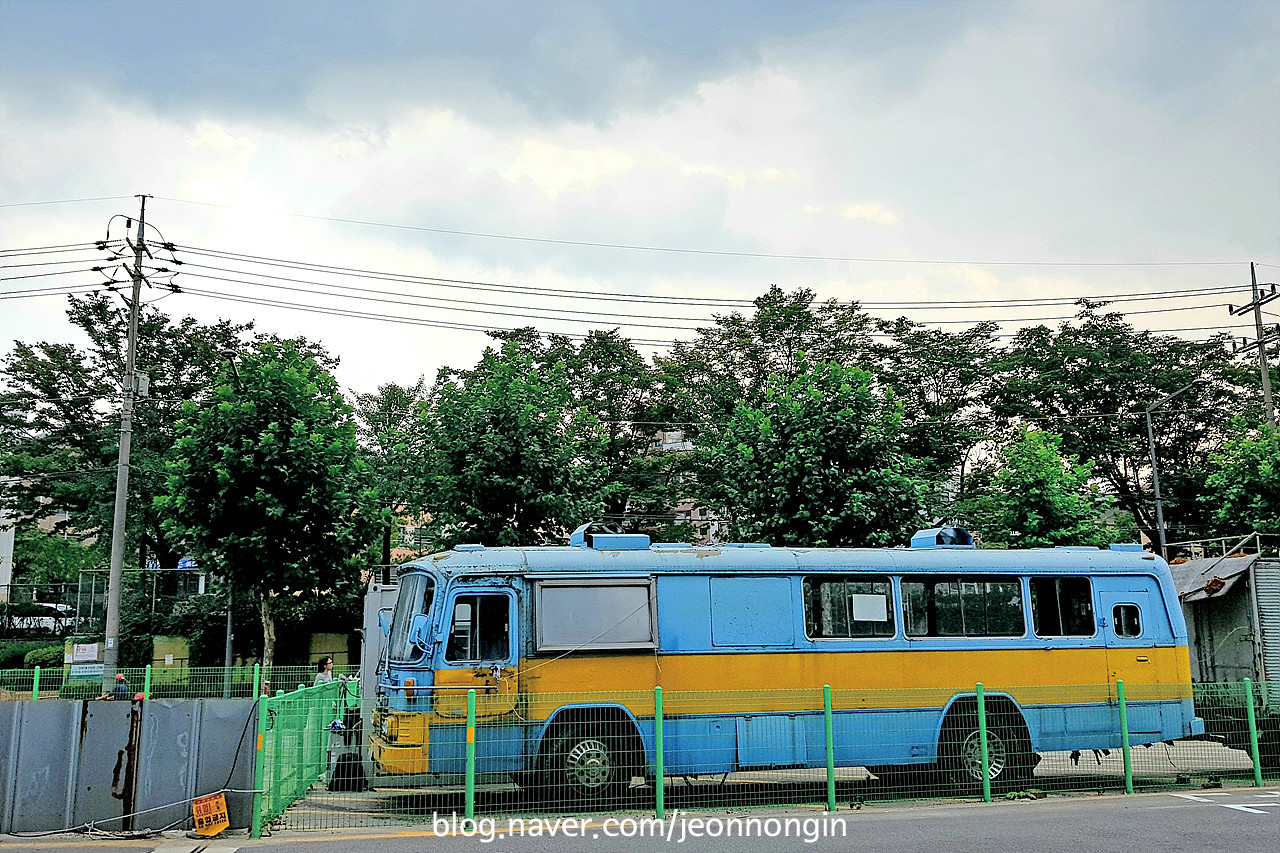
{"left": 256, "top": 679, "right": 1279, "bottom": 836}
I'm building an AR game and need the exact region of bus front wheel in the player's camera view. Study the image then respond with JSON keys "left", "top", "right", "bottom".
{"left": 547, "top": 722, "right": 636, "bottom": 805}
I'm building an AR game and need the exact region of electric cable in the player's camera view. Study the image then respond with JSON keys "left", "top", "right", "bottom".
{"left": 174, "top": 243, "right": 1251, "bottom": 310}
{"left": 154, "top": 197, "right": 1248, "bottom": 267}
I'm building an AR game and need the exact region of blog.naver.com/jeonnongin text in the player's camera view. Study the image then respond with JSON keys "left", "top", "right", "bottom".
{"left": 431, "top": 810, "right": 848, "bottom": 844}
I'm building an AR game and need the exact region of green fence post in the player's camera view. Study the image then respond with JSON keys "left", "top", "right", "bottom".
{"left": 143, "top": 664, "right": 151, "bottom": 699}
{"left": 1244, "top": 679, "right": 1263, "bottom": 788}
{"left": 465, "top": 688, "right": 476, "bottom": 828}
{"left": 976, "top": 682, "right": 991, "bottom": 803}
{"left": 253, "top": 662, "right": 261, "bottom": 697}
{"left": 251, "top": 694, "right": 267, "bottom": 839}
{"left": 655, "top": 686, "right": 665, "bottom": 820}
{"left": 1117, "top": 679, "right": 1133, "bottom": 794}
{"left": 31, "top": 666, "right": 40, "bottom": 702}
{"left": 823, "top": 684, "right": 836, "bottom": 812}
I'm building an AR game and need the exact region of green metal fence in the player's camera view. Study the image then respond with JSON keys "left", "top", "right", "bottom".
{"left": 253, "top": 679, "right": 1279, "bottom": 836}
{"left": 253, "top": 678, "right": 360, "bottom": 837}
{"left": 0, "top": 664, "right": 359, "bottom": 701}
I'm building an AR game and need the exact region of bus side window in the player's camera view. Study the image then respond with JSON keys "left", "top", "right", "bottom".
{"left": 1030, "top": 577, "right": 1096, "bottom": 637}
{"left": 803, "top": 576, "right": 893, "bottom": 638}
{"left": 445, "top": 595, "right": 511, "bottom": 662}
{"left": 903, "top": 577, "right": 1023, "bottom": 637}
{"left": 1113, "top": 603, "right": 1142, "bottom": 638}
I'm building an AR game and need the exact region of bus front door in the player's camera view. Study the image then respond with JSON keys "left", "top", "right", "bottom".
{"left": 1098, "top": 578, "right": 1175, "bottom": 738}
{"left": 432, "top": 589, "right": 519, "bottom": 719}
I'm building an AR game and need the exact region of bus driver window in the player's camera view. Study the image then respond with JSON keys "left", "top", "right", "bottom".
{"left": 446, "top": 595, "right": 510, "bottom": 662}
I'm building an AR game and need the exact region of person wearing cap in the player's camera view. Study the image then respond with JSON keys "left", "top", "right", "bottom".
{"left": 111, "top": 673, "right": 129, "bottom": 700}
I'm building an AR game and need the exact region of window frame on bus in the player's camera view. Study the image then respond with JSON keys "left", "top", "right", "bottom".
{"left": 801, "top": 574, "right": 897, "bottom": 641}
{"left": 439, "top": 588, "right": 517, "bottom": 667}
{"left": 900, "top": 574, "right": 1028, "bottom": 639}
{"left": 1029, "top": 575, "right": 1098, "bottom": 639}
{"left": 533, "top": 578, "right": 659, "bottom": 653}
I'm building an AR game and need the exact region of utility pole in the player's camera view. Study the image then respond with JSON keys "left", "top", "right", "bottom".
{"left": 1229, "top": 262, "right": 1279, "bottom": 430}
{"left": 102, "top": 195, "right": 150, "bottom": 692}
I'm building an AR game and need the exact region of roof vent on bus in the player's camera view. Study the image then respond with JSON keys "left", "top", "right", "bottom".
{"left": 910, "top": 527, "right": 975, "bottom": 549}
{"left": 453, "top": 544, "right": 485, "bottom": 552}
{"left": 1109, "top": 543, "right": 1145, "bottom": 553}
{"left": 569, "top": 521, "right": 651, "bottom": 550}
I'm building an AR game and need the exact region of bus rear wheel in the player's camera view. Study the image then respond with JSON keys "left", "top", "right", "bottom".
{"left": 939, "top": 715, "right": 1033, "bottom": 793}
{"left": 547, "top": 722, "right": 636, "bottom": 806}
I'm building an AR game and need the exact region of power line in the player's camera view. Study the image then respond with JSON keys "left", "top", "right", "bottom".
{"left": 0, "top": 256, "right": 109, "bottom": 269}
{"left": 0, "top": 242, "right": 118, "bottom": 256}
{"left": 154, "top": 196, "right": 1247, "bottom": 267}
{"left": 0, "top": 285, "right": 108, "bottom": 300}
{"left": 175, "top": 243, "right": 1249, "bottom": 310}
{"left": 0, "top": 196, "right": 134, "bottom": 209}
{"left": 164, "top": 262, "right": 1236, "bottom": 333}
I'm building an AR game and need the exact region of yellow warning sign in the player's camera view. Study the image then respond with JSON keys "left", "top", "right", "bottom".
{"left": 192, "top": 792, "right": 229, "bottom": 837}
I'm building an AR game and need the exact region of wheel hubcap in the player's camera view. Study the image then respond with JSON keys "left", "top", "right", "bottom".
{"left": 564, "top": 738, "right": 613, "bottom": 792}
{"left": 959, "top": 730, "right": 1007, "bottom": 781}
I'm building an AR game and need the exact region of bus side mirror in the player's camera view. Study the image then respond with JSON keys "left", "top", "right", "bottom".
{"left": 378, "top": 608, "right": 392, "bottom": 637}
{"left": 409, "top": 613, "right": 433, "bottom": 648}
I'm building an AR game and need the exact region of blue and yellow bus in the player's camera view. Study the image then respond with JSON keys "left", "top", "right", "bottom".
{"left": 370, "top": 525, "right": 1203, "bottom": 800}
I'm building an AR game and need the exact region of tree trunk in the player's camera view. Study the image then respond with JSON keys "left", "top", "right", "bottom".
{"left": 382, "top": 521, "right": 392, "bottom": 566}
{"left": 259, "top": 594, "right": 276, "bottom": 669}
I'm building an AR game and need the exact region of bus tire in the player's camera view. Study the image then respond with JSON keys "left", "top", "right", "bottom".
{"left": 868, "top": 763, "right": 941, "bottom": 796}
{"left": 938, "top": 712, "right": 1034, "bottom": 793}
{"left": 546, "top": 721, "right": 637, "bottom": 806}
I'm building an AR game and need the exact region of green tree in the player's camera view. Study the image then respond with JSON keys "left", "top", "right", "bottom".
{"left": 874, "top": 318, "right": 1001, "bottom": 497}
{"left": 419, "top": 339, "right": 609, "bottom": 547}
{"left": 695, "top": 358, "right": 929, "bottom": 547}
{"left": 1204, "top": 425, "right": 1280, "bottom": 534}
{"left": 11, "top": 526, "right": 105, "bottom": 584}
{"left": 155, "top": 337, "right": 378, "bottom": 666}
{"left": 0, "top": 294, "right": 251, "bottom": 571}
{"left": 989, "top": 303, "right": 1247, "bottom": 546}
{"left": 957, "top": 428, "right": 1136, "bottom": 548}
{"left": 355, "top": 378, "right": 428, "bottom": 564}
{"left": 653, "top": 286, "right": 878, "bottom": 434}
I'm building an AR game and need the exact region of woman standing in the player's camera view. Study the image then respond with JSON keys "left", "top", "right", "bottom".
{"left": 314, "top": 656, "right": 334, "bottom": 686}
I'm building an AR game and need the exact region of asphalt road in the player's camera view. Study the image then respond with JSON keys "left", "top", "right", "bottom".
{"left": 5, "top": 787, "right": 1278, "bottom": 853}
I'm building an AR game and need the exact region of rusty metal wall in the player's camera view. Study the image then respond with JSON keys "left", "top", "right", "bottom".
{"left": 0, "top": 698, "right": 257, "bottom": 834}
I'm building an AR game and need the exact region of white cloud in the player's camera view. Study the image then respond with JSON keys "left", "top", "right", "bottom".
{"left": 500, "top": 139, "right": 634, "bottom": 199}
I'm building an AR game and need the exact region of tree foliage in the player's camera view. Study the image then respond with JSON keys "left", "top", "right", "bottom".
{"left": 355, "top": 378, "right": 429, "bottom": 563}
{"left": 695, "top": 358, "right": 928, "bottom": 547}
{"left": 989, "top": 303, "right": 1247, "bottom": 545}
{"left": 155, "top": 337, "right": 378, "bottom": 665}
{"left": 654, "top": 286, "right": 878, "bottom": 433}
{"left": 0, "top": 295, "right": 250, "bottom": 571}
{"left": 417, "top": 339, "right": 609, "bottom": 548}
{"left": 1204, "top": 426, "right": 1280, "bottom": 535}
{"left": 957, "top": 428, "right": 1135, "bottom": 548}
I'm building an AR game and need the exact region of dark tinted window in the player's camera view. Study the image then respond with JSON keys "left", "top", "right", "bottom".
{"left": 1031, "top": 577, "right": 1096, "bottom": 636}
{"left": 902, "top": 577, "right": 1025, "bottom": 637}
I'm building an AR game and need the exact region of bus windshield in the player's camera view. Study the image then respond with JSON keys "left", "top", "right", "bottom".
{"left": 388, "top": 573, "right": 435, "bottom": 661}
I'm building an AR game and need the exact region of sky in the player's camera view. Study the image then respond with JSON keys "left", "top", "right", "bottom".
{"left": 1, "top": 0, "right": 1278, "bottom": 396}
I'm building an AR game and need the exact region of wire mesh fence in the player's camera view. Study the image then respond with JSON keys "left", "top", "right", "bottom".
{"left": 0, "top": 664, "right": 359, "bottom": 700}
{"left": 256, "top": 678, "right": 1280, "bottom": 836}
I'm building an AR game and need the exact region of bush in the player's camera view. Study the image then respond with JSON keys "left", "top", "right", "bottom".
{"left": 0, "top": 640, "right": 51, "bottom": 668}
{"left": 59, "top": 680, "right": 101, "bottom": 700}
{"left": 23, "top": 645, "right": 64, "bottom": 668}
